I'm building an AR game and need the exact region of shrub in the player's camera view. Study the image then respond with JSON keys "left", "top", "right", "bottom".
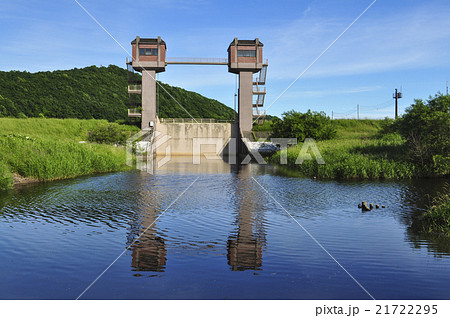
{"left": 393, "top": 93, "right": 450, "bottom": 174}
{"left": 87, "top": 123, "right": 128, "bottom": 145}
{"left": 252, "top": 120, "right": 273, "bottom": 132}
{"left": 378, "top": 117, "right": 396, "bottom": 134}
{"left": 271, "top": 110, "right": 336, "bottom": 141}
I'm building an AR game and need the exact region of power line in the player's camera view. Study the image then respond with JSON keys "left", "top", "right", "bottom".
{"left": 334, "top": 109, "right": 356, "bottom": 115}
{"left": 334, "top": 110, "right": 356, "bottom": 117}
{"left": 332, "top": 95, "right": 405, "bottom": 119}
{"left": 359, "top": 99, "right": 392, "bottom": 110}
{"left": 374, "top": 105, "right": 394, "bottom": 111}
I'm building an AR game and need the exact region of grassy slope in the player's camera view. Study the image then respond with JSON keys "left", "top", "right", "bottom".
{"left": 270, "top": 119, "right": 418, "bottom": 179}
{"left": 1, "top": 117, "right": 112, "bottom": 141}
{"left": 0, "top": 118, "right": 138, "bottom": 190}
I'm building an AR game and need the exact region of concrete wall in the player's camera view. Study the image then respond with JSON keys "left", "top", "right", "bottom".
{"left": 238, "top": 71, "right": 254, "bottom": 132}
{"left": 154, "top": 121, "right": 236, "bottom": 157}
{"left": 141, "top": 69, "right": 156, "bottom": 129}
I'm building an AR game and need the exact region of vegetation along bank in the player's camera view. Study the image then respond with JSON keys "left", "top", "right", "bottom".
{"left": 265, "top": 93, "right": 449, "bottom": 180}
{"left": 260, "top": 92, "right": 449, "bottom": 235}
{"left": 0, "top": 118, "right": 139, "bottom": 190}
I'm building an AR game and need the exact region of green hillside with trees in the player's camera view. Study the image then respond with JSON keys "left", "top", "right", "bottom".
{"left": 0, "top": 65, "right": 236, "bottom": 121}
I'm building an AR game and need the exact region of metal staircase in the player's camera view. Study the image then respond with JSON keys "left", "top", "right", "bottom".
{"left": 127, "top": 59, "right": 142, "bottom": 119}
{"left": 252, "top": 64, "right": 268, "bottom": 125}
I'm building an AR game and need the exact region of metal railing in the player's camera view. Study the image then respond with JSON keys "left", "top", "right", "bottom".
{"left": 253, "top": 93, "right": 265, "bottom": 107}
{"left": 253, "top": 86, "right": 266, "bottom": 94}
{"left": 128, "top": 84, "right": 142, "bottom": 93}
{"left": 128, "top": 108, "right": 142, "bottom": 117}
{"left": 166, "top": 57, "right": 228, "bottom": 65}
{"left": 159, "top": 118, "right": 234, "bottom": 124}
{"left": 166, "top": 57, "right": 267, "bottom": 65}
{"left": 253, "top": 65, "right": 268, "bottom": 85}
{"left": 253, "top": 109, "right": 266, "bottom": 117}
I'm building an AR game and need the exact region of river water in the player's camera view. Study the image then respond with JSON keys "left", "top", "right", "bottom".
{"left": 0, "top": 158, "right": 449, "bottom": 299}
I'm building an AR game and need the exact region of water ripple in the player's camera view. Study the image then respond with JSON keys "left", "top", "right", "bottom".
{"left": 0, "top": 165, "right": 449, "bottom": 299}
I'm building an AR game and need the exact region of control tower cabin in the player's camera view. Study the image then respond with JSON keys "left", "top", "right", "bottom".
{"left": 228, "top": 38, "right": 264, "bottom": 132}
{"left": 128, "top": 36, "right": 266, "bottom": 132}
{"left": 130, "top": 36, "right": 166, "bottom": 129}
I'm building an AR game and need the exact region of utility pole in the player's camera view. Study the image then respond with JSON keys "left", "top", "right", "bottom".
{"left": 332, "top": 111, "right": 334, "bottom": 120}
{"left": 447, "top": 80, "right": 448, "bottom": 96}
{"left": 357, "top": 104, "right": 359, "bottom": 120}
{"left": 393, "top": 88, "right": 402, "bottom": 119}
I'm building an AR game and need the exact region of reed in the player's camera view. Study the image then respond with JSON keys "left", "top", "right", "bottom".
{"left": 421, "top": 184, "right": 450, "bottom": 236}
{"left": 0, "top": 161, "right": 13, "bottom": 190}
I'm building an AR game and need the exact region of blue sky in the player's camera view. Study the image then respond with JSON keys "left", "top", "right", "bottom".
{"left": 1, "top": 0, "right": 449, "bottom": 119}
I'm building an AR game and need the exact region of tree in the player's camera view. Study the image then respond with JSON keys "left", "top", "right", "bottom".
{"left": 0, "top": 66, "right": 236, "bottom": 122}
{"left": 0, "top": 95, "right": 16, "bottom": 117}
{"left": 271, "top": 109, "right": 336, "bottom": 141}
{"left": 394, "top": 93, "right": 450, "bottom": 174}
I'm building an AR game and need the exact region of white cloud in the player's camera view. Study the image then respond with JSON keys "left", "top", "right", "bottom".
{"left": 263, "top": 3, "right": 450, "bottom": 80}
{"left": 303, "top": 5, "right": 312, "bottom": 17}
{"left": 285, "top": 85, "right": 382, "bottom": 98}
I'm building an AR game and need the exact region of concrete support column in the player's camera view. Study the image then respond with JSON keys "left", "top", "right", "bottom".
{"left": 238, "top": 71, "right": 253, "bottom": 132}
{"left": 142, "top": 69, "right": 156, "bottom": 130}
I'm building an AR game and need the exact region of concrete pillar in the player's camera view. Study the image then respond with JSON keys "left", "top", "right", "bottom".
{"left": 141, "top": 69, "right": 156, "bottom": 130}
{"left": 238, "top": 71, "right": 253, "bottom": 132}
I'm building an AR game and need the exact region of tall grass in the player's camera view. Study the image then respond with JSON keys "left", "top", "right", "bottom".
{"left": 270, "top": 119, "right": 419, "bottom": 179}
{"left": 0, "top": 136, "right": 127, "bottom": 180}
{"left": 331, "top": 119, "right": 382, "bottom": 139}
{"left": 0, "top": 118, "right": 138, "bottom": 142}
{"left": 0, "top": 161, "right": 13, "bottom": 190}
{"left": 0, "top": 118, "right": 137, "bottom": 190}
{"left": 421, "top": 184, "right": 450, "bottom": 236}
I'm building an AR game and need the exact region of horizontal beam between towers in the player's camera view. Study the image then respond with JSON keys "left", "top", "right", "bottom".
{"left": 166, "top": 57, "right": 228, "bottom": 65}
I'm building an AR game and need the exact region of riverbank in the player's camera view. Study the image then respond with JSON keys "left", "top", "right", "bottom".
{"left": 0, "top": 118, "right": 138, "bottom": 190}
{"left": 269, "top": 119, "right": 424, "bottom": 179}
{"left": 416, "top": 185, "right": 450, "bottom": 236}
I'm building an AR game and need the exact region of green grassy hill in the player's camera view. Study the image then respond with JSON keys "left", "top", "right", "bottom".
{"left": 0, "top": 65, "right": 236, "bottom": 121}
